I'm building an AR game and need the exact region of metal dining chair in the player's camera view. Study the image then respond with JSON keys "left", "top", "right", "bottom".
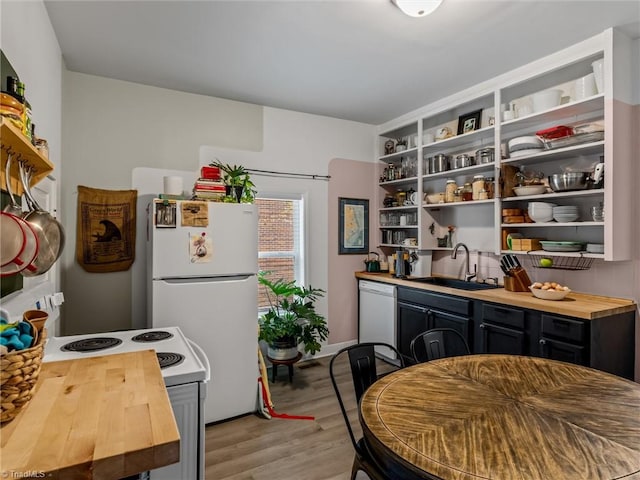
{"left": 410, "top": 327, "right": 470, "bottom": 363}
{"left": 329, "top": 342, "right": 404, "bottom": 480}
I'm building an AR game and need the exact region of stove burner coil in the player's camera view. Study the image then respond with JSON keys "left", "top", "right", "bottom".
{"left": 61, "top": 337, "right": 123, "bottom": 352}
{"left": 131, "top": 331, "right": 174, "bottom": 342}
{"left": 156, "top": 352, "right": 185, "bottom": 369}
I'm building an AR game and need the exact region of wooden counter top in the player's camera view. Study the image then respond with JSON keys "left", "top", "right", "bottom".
{"left": 356, "top": 272, "right": 636, "bottom": 320}
{"left": 0, "top": 350, "right": 180, "bottom": 479}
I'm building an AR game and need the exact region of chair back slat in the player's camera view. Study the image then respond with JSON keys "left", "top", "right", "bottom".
{"left": 329, "top": 342, "right": 403, "bottom": 451}
{"left": 348, "top": 344, "right": 379, "bottom": 402}
{"left": 411, "top": 328, "right": 470, "bottom": 363}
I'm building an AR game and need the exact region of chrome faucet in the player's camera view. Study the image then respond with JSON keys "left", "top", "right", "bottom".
{"left": 451, "top": 243, "right": 477, "bottom": 282}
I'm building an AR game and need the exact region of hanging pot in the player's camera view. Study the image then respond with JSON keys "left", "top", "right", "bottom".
{"left": 18, "top": 161, "right": 65, "bottom": 276}
{"left": 1, "top": 155, "right": 39, "bottom": 277}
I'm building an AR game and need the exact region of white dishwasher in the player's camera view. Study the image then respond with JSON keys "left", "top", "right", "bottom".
{"left": 358, "top": 280, "right": 397, "bottom": 361}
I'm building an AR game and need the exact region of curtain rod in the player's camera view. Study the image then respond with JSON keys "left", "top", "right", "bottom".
{"left": 246, "top": 168, "right": 331, "bottom": 181}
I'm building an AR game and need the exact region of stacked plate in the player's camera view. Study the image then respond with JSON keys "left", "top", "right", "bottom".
{"left": 553, "top": 205, "right": 579, "bottom": 222}
{"left": 586, "top": 243, "right": 604, "bottom": 254}
{"left": 540, "top": 241, "right": 586, "bottom": 252}
{"left": 508, "top": 136, "right": 545, "bottom": 158}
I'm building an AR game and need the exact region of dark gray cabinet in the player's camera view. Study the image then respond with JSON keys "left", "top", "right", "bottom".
{"left": 395, "top": 285, "right": 635, "bottom": 379}
{"left": 397, "top": 287, "right": 473, "bottom": 364}
{"left": 538, "top": 311, "right": 635, "bottom": 379}
{"left": 476, "top": 303, "right": 533, "bottom": 356}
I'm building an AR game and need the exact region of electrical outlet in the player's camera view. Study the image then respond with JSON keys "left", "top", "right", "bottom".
{"left": 51, "top": 292, "right": 65, "bottom": 307}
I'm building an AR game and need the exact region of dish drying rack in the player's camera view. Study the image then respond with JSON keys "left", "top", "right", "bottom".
{"left": 523, "top": 252, "right": 595, "bottom": 271}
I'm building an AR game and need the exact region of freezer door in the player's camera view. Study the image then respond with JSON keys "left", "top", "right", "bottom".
{"left": 151, "top": 202, "right": 258, "bottom": 279}
{"left": 151, "top": 275, "right": 258, "bottom": 424}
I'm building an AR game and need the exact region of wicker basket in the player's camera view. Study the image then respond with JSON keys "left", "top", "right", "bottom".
{"left": 0, "top": 322, "right": 45, "bottom": 423}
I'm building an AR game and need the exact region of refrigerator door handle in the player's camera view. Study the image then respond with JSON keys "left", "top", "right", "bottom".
{"left": 157, "top": 274, "right": 255, "bottom": 284}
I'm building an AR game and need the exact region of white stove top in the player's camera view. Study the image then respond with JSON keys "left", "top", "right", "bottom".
{"left": 43, "top": 326, "right": 208, "bottom": 387}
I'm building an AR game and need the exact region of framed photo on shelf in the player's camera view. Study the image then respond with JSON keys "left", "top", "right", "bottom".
{"left": 457, "top": 109, "right": 483, "bottom": 135}
{"left": 338, "top": 197, "right": 369, "bottom": 254}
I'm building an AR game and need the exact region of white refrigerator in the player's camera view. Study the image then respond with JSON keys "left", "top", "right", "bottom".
{"left": 147, "top": 199, "right": 258, "bottom": 424}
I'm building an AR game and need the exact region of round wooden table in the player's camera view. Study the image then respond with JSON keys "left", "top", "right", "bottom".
{"left": 360, "top": 355, "right": 640, "bottom": 480}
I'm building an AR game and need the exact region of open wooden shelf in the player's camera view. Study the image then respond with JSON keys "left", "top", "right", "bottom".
{"left": 1, "top": 118, "right": 54, "bottom": 195}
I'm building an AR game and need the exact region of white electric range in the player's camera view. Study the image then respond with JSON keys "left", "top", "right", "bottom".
{"left": 43, "top": 327, "right": 210, "bottom": 480}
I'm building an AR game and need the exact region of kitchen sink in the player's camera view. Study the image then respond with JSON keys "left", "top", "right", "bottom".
{"left": 406, "top": 277, "right": 501, "bottom": 291}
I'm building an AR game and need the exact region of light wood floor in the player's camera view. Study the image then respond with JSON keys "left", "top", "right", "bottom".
{"left": 204, "top": 355, "right": 376, "bottom": 480}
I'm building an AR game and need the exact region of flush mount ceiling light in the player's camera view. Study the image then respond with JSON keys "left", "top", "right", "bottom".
{"left": 392, "top": 0, "right": 443, "bottom": 17}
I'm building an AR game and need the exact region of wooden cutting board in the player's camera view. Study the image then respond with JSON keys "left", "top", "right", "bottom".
{"left": 0, "top": 350, "right": 180, "bottom": 479}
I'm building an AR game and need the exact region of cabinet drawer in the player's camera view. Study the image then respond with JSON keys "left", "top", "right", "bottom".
{"left": 541, "top": 315, "right": 585, "bottom": 343}
{"left": 482, "top": 303, "right": 525, "bottom": 329}
{"left": 398, "top": 288, "right": 472, "bottom": 316}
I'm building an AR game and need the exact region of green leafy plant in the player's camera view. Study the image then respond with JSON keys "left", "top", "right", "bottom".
{"left": 211, "top": 161, "right": 247, "bottom": 186}
{"left": 258, "top": 271, "right": 329, "bottom": 355}
{"left": 210, "top": 160, "right": 256, "bottom": 203}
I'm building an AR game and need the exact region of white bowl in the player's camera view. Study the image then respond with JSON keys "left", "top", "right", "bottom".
{"left": 529, "top": 286, "right": 571, "bottom": 301}
{"left": 513, "top": 185, "right": 546, "bottom": 196}
{"left": 508, "top": 136, "right": 544, "bottom": 153}
{"left": 426, "top": 192, "right": 445, "bottom": 204}
{"left": 528, "top": 211, "right": 553, "bottom": 223}
{"left": 532, "top": 89, "right": 563, "bottom": 112}
{"left": 528, "top": 202, "right": 557, "bottom": 208}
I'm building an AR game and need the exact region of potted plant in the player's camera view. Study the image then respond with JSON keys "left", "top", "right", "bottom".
{"left": 258, "top": 271, "right": 329, "bottom": 360}
{"left": 209, "top": 160, "right": 255, "bottom": 203}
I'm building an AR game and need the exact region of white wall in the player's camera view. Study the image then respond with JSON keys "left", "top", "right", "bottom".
{"left": 62, "top": 72, "right": 375, "bottom": 335}
{"left": 1, "top": 0, "right": 63, "bottom": 334}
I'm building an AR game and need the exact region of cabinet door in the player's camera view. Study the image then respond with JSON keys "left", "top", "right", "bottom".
{"left": 479, "top": 322, "right": 526, "bottom": 355}
{"left": 539, "top": 337, "right": 586, "bottom": 366}
{"left": 397, "top": 300, "right": 429, "bottom": 364}
{"left": 428, "top": 309, "right": 472, "bottom": 351}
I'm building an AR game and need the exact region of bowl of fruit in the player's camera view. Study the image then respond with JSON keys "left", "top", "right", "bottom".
{"left": 529, "top": 282, "right": 571, "bottom": 301}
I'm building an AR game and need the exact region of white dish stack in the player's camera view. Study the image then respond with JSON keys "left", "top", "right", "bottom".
{"left": 552, "top": 205, "right": 579, "bottom": 222}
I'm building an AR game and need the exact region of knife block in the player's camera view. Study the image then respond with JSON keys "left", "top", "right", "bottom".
{"left": 503, "top": 268, "right": 532, "bottom": 292}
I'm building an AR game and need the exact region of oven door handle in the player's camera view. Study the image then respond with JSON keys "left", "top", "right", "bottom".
{"left": 188, "top": 338, "right": 211, "bottom": 383}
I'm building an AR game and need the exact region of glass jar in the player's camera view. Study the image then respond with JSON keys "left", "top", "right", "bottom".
{"left": 445, "top": 179, "right": 457, "bottom": 203}
{"left": 453, "top": 187, "right": 463, "bottom": 203}
{"left": 462, "top": 183, "right": 473, "bottom": 201}
{"left": 472, "top": 175, "right": 485, "bottom": 200}
{"left": 484, "top": 177, "right": 495, "bottom": 199}
{"left": 34, "top": 138, "right": 49, "bottom": 159}
{"left": 387, "top": 163, "right": 396, "bottom": 181}
{"left": 396, "top": 190, "right": 406, "bottom": 206}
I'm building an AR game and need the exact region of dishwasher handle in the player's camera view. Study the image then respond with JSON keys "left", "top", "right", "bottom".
{"left": 359, "top": 280, "right": 396, "bottom": 297}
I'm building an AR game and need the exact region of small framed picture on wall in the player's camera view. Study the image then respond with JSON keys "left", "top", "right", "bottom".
{"left": 338, "top": 197, "right": 369, "bottom": 254}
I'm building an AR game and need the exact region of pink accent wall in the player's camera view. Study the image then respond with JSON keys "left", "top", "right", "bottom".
{"left": 327, "top": 158, "right": 377, "bottom": 344}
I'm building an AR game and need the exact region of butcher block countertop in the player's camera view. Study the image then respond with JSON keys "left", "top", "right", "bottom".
{"left": 0, "top": 350, "right": 179, "bottom": 480}
{"left": 356, "top": 272, "right": 636, "bottom": 320}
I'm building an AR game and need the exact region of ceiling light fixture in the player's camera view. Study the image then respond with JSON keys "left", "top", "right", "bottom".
{"left": 392, "top": 0, "right": 443, "bottom": 18}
